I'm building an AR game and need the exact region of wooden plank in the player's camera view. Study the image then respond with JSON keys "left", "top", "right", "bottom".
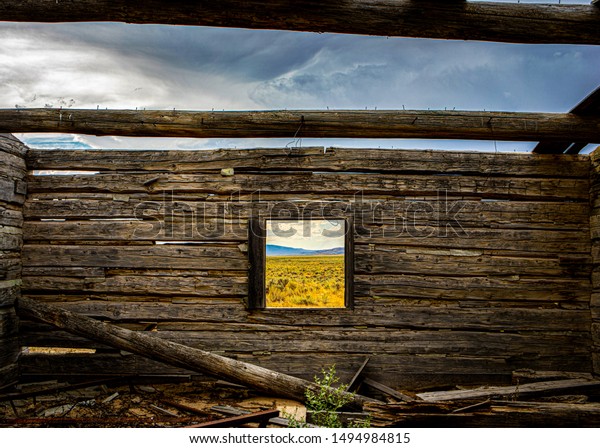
{"left": 19, "top": 352, "right": 588, "bottom": 390}
{"left": 0, "top": 1, "right": 598, "bottom": 45}
{"left": 362, "top": 377, "right": 415, "bottom": 402}
{"left": 0, "top": 206, "right": 23, "bottom": 228}
{"left": 18, "top": 297, "right": 592, "bottom": 332}
{"left": 22, "top": 273, "right": 247, "bottom": 297}
{"left": 22, "top": 197, "right": 591, "bottom": 227}
{"left": 0, "top": 255, "right": 21, "bottom": 281}
{"left": 0, "top": 151, "right": 26, "bottom": 174}
{"left": 0, "top": 336, "right": 20, "bottom": 367}
{"left": 26, "top": 171, "right": 590, "bottom": 200}
{"left": 366, "top": 400, "right": 600, "bottom": 427}
{"left": 0, "top": 177, "right": 25, "bottom": 206}
{"left": 0, "top": 280, "right": 20, "bottom": 307}
{"left": 210, "top": 405, "right": 315, "bottom": 428}
{"left": 26, "top": 148, "right": 590, "bottom": 178}
{"left": 22, "top": 220, "right": 591, "bottom": 252}
{"left": 0, "top": 134, "right": 28, "bottom": 158}
{"left": 0, "top": 226, "right": 22, "bottom": 251}
{"left": 18, "top": 326, "right": 592, "bottom": 358}
{"left": 355, "top": 248, "right": 591, "bottom": 278}
{"left": 354, "top": 274, "right": 590, "bottom": 302}
{"left": 21, "top": 245, "right": 247, "bottom": 270}
{"left": 356, "top": 229, "right": 590, "bottom": 254}
{"left": 512, "top": 369, "right": 594, "bottom": 384}
{"left": 19, "top": 321, "right": 592, "bottom": 352}
{"left": 21, "top": 267, "right": 105, "bottom": 278}
{"left": 0, "top": 307, "right": 19, "bottom": 338}
{"left": 4, "top": 108, "right": 600, "bottom": 141}
{"left": 0, "top": 363, "right": 19, "bottom": 390}
{"left": 19, "top": 269, "right": 589, "bottom": 302}
{"left": 187, "top": 409, "right": 279, "bottom": 428}
{"left": 416, "top": 379, "right": 600, "bottom": 402}
{"left": 345, "top": 357, "right": 370, "bottom": 392}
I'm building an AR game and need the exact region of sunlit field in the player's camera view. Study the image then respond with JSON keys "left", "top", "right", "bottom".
{"left": 266, "top": 255, "right": 344, "bottom": 308}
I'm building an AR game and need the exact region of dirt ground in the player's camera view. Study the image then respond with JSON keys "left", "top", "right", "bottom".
{"left": 0, "top": 379, "right": 306, "bottom": 428}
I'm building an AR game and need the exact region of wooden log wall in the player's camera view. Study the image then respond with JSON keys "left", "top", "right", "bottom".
{"left": 20, "top": 147, "right": 594, "bottom": 389}
{"left": 0, "top": 134, "right": 26, "bottom": 389}
{"left": 589, "top": 147, "right": 600, "bottom": 376}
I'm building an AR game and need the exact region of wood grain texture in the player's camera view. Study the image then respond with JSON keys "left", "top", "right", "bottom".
{"left": 589, "top": 146, "right": 600, "bottom": 375}
{"left": 0, "top": 135, "right": 24, "bottom": 388}
{"left": 18, "top": 351, "right": 590, "bottom": 390}
{"left": 26, "top": 148, "right": 590, "bottom": 178}
{"left": 18, "top": 298, "right": 592, "bottom": 332}
{"left": 366, "top": 400, "right": 600, "bottom": 427}
{"left": 26, "top": 172, "right": 590, "bottom": 201}
{"left": 17, "top": 297, "right": 375, "bottom": 407}
{"left": 4, "top": 108, "right": 600, "bottom": 141}
{"left": 0, "top": 1, "right": 598, "bottom": 45}
{"left": 20, "top": 147, "right": 595, "bottom": 384}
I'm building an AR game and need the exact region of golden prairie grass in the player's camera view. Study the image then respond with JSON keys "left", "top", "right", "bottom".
{"left": 266, "top": 255, "right": 344, "bottom": 308}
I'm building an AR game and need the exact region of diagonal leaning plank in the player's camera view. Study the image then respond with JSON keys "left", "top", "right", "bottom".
{"left": 16, "top": 297, "right": 377, "bottom": 408}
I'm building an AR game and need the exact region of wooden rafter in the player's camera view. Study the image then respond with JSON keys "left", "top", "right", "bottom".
{"left": 0, "top": 1, "right": 598, "bottom": 45}
{"left": 533, "top": 86, "right": 600, "bottom": 154}
{"left": 1, "top": 108, "right": 599, "bottom": 142}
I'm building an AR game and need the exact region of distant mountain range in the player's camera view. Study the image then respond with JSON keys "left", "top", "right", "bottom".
{"left": 266, "top": 244, "right": 344, "bottom": 256}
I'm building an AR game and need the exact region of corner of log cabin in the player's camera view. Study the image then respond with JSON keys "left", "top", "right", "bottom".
{"left": 16, "top": 146, "right": 596, "bottom": 389}
{"left": 589, "top": 145, "right": 600, "bottom": 376}
{"left": 0, "top": 134, "right": 27, "bottom": 389}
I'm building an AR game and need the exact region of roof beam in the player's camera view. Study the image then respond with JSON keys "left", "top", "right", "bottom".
{"left": 1, "top": 108, "right": 598, "bottom": 142}
{"left": 0, "top": 1, "right": 598, "bottom": 45}
{"left": 533, "top": 86, "right": 600, "bottom": 154}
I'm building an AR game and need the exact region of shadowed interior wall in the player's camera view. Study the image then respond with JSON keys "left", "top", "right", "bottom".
{"left": 589, "top": 147, "right": 600, "bottom": 376}
{"left": 19, "top": 147, "right": 594, "bottom": 389}
{"left": 0, "top": 134, "right": 26, "bottom": 389}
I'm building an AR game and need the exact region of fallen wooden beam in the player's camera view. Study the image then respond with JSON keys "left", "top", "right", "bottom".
{"left": 366, "top": 400, "right": 600, "bottom": 427}
{"left": 0, "top": 1, "right": 598, "bottom": 45}
{"left": 362, "top": 377, "right": 416, "bottom": 403}
{"left": 345, "top": 357, "right": 370, "bottom": 393}
{"left": 416, "top": 378, "right": 600, "bottom": 402}
{"left": 2, "top": 108, "right": 599, "bottom": 142}
{"left": 187, "top": 409, "right": 279, "bottom": 428}
{"left": 16, "top": 297, "right": 375, "bottom": 408}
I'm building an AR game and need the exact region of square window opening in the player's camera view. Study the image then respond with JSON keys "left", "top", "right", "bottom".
{"left": 248, "top": 217, "right": 353, "bottom": 309}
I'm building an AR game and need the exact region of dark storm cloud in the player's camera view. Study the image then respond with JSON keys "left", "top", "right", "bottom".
{"left": 1, "top": 12, "right": 598, "bottom": 150}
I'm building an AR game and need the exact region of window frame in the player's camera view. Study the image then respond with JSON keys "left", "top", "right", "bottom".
{"left": 248, "top": 216, "right": 354, "bottom": 310}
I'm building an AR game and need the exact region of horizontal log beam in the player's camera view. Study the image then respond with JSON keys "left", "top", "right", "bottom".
{"left": 0, "top": 1, "right": 598, "bottom": 45}
{"left": 2, "top": 109, "right": 599, "bottom": 142}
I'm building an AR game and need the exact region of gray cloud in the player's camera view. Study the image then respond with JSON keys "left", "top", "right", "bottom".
{"left": 1, "top": 18, "right": 598, "bottom": 151}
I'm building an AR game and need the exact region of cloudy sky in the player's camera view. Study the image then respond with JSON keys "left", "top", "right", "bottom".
{"left": 267, "top": 220, "right": 345, "bottom": 251}
{"left": 1, "top": 0, "right": 599, "bottom": 152}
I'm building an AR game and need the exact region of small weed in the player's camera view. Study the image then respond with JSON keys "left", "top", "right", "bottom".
{"left": 284, "top": 365, "right": 370, "bottom": 428}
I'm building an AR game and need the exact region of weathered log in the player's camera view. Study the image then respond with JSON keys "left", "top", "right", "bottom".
{"left": 0, "top": 1, "right": 598, "bottom": 45}
{"left": 3, "top": 109, "right": 600, "bottom": 142}
{"left": 16, "top": 297, "right": 375, "bottom": 408}
{"left": 416, "top": 379, "right": 600, "bottom": 402}
{"left": 365, "top": 400, "right": 600, "bottom": 427}
{"left": 25, "top": 147, "right": 590, "bottom": 178}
